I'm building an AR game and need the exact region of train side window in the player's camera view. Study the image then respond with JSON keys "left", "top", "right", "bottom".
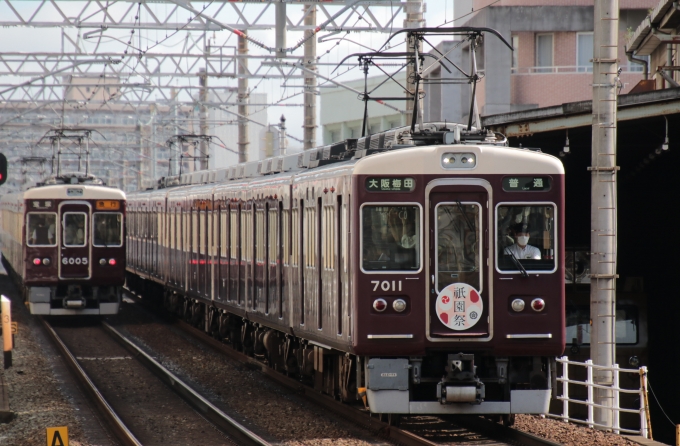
{"left": 361, "top": 205, "right": 421, "bottom": 272}
{"left": 63, "top": 212, "right": 87, "bottom": 247}
{"left": 230, "top": 209, "right": 238, "bottom": 259}
{"left": 496, "top": 204, "right": 556, "bottom": 273}
{"left": 268, "top": 207, "right": 278, "bottom": 266}
{"left": 282, "top": 209, "right": 290, "bottom": 267}
{"left": 27, "top": 212, "right": 57, "bottom": 246}
{"left": 291, "top": 208, "right": 299, "bottom": 266}
{"left": 93, "top": 213, "right": 122, "bottom": 247}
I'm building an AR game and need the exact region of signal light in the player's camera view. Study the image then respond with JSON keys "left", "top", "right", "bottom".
{"left": 0, "top": 153, "right": 7, "bottom": 186}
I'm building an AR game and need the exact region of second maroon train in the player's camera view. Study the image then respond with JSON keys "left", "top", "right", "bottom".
{"left": 125, "top": 123, "right": 565, "bottom": 421}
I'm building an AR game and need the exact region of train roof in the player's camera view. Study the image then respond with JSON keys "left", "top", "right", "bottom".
{"left": 2, "top": 184, "right": 125, "bottom": 202}
{"left": 353, "top": 144, "right": 564, "bottom": 176}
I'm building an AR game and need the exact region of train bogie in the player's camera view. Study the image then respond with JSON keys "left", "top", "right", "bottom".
{"left": 125, "top": 123, "right": 565, "bottom": 418}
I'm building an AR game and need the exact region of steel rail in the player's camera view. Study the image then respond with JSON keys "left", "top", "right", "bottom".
{"left": 100, "top": 321, "right": 272, "bottom": 446}
{"left": 40, "top": 317, "right": 142, "bottom": 446}
{"left": 171, "top": 314, "right": 565, "bottom": 446}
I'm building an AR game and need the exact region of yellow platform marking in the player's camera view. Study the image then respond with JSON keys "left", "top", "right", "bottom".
{"left": 46, "top": 426, "right": 68, "bottom": 446}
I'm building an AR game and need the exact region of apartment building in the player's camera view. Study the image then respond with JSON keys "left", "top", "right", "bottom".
{"left": 426, "top": 0, "right": 655, "bottom": 123}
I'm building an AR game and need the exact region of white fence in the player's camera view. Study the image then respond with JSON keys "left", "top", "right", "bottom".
{"left": 548, "top": 356, "right": 650, "bottom": 437}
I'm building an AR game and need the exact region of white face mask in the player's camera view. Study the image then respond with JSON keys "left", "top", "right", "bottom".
{"left": 517, "top": 235, "right": 530, "bottom": 246}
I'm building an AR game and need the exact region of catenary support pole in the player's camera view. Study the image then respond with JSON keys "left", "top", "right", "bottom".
{"left": 404, "top": 0, "right": 424, "bottom": 128}
{"left": 591, "top": 0, "right": 618, "bottom": 429}
{"left": 238, "top": 35, "right": 249, "bottom": 163}
{"left": 303, "top": 4, "right": 317, "bottom": 150}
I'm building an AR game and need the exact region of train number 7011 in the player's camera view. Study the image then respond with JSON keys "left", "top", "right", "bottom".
{"left": 371, "top": 280, "right": 403, "bottom": 292}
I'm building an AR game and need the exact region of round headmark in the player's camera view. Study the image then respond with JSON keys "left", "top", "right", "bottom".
{"left": 435, "top": 283, "right": 483, "bottom": 331}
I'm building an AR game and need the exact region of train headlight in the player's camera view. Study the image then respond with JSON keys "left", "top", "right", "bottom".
{"left": 99, "top": 258, "right": 107, "bottom": 266}
{"left": 33, "top": 258, "right": 41, "bottom": 265}
{"left": 108, "top": 258, "right": 117, "bottom": 266}
{"left": 531, "top": 298, "right": 545, "bottom": 312}
{"left": 42, "top": 258, "right": 51, "bottom": 266}
{"left": 393, "top": 299, "right": 407, "bottom": 312}
{"left": 629, "top": 356, "right": 640, "bottom": 367}
{"left": 511, "top": 298, "right": 525, "bottom": 312}
{"left": 373, "top": 298, "right": 387, "bottom": 312}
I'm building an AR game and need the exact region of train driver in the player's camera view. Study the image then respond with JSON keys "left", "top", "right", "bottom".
{"left": 30, "top": 216, "right": 55, "bottom": 245}
{"left": 505, "top": 223, "right": 541, "bottom": 260}
{"left": 64, "top": 216, "right": 85, "bottom": 246}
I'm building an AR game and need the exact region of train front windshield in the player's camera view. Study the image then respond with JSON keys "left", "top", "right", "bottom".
{"left": 497, "top": 204, "right": 556, "bottom": 272}
{"left": 362, "top": 205, "right": 420, "bottom": 271}
{"left": 93, "top": 213, "right": 123, "bottom": 247}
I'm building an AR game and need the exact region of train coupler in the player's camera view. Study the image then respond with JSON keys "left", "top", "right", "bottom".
{"left": 437, "top": 353, "right": 485, "bottom": 404}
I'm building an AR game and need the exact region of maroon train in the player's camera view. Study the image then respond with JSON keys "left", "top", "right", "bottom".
{"left": 0, "top": 173, "right": 126, "bottom": 315}
{"left": 125, "top": 123, "right": 565, "bottom": 422}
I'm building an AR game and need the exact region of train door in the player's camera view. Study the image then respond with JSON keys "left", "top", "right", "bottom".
{"left": 198, "top": 207, "right": 207, "bottom": 297}
{"left": 190, "top": 206, "right": 198, "bottom": 292}
{"left": 427, "top": 181, "right": 489, "bottom": 339}
{"left": 254, "top": 202, "right": 266, "bottom": 313}
{"left": 229, "top": 204, "right": 239, "bottom": 303}
{"left": 59, "top": 203, "right": 91, "bottom": 279}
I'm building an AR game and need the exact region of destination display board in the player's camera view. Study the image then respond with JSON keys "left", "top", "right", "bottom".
{"left": 365, "top": 177, "right": 416, "bottom": 192}
{"left": 502, "top": 176, "right": 551, "bottom": 192}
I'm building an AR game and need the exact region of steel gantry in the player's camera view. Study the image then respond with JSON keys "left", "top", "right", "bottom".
{"left": 0, "top": 0, "right": 421, "bottom": 191}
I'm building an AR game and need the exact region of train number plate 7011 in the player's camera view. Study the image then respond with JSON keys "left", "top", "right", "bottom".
{"left": 371, "top": 280, "right": 403, "bottom": 292}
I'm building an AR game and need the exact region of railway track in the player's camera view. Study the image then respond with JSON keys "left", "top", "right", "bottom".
{"left": 41, "top": 317, "right": 272, "bottom": 446}
{"left": 123, "top": 291, "right": 563, "bottom": 446}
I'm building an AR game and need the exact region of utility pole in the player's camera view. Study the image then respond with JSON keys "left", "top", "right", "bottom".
{"left": 303, "top": 4, "right": 317, "bottom": 150}
{"left": 591, "top": 0, "right": 618, "bottom": 429}
{"left": 404, "top": 0, "right": 425, "bottom": 127}
{"left": 238, "top": 35, "right": 249, "bottom": 163}
{"left": 199, "top": 67, "right": 209, "bottom": 171}
{"left": 275, "top": 1, "right": 286, "bottom": 59}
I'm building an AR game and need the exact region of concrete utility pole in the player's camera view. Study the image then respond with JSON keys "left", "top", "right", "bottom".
{"left": 303, "top": 5, "right": 317, "bottom": 150}
{"left": 275, "top": 1, "right": 286, "bottom": 59}
{"left": 591, "top": 0, "right": 618, "bottom": 429}
{"left": 199, "top": 67, "right": 209, "bottom": 171}
{"left": 404, "top": 0, "right": 425, "bottom": 127}
{"left": 238, "top": 35, "right": 249, "bottom": 163}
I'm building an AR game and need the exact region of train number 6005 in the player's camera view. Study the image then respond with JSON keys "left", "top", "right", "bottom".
{"left": 62, "top": 257, "right": 89, "bottom": 265}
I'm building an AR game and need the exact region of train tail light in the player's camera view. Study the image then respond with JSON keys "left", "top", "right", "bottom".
{"left": 531, "top": 298, "right": 545, "bottom": 312}
{"left": 373, "top": 298, "right": 387, "bottom": 312}
{"left": 393, "top": 299, "right": 407, "bottom": 312}
{"left": 33, "top": 258, "right": 41, "bottom": 265}
{"left": 108, "top": 258, "right": 116, "bottom": 266}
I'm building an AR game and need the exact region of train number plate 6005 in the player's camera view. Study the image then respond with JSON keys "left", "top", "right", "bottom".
{"left": 62, "top": 257, "right": 89, "bottom": 265}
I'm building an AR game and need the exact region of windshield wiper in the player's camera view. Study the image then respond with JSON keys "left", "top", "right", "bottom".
{"left": 456, "top": 200, "right": 475, "bottom": 233}
{"left": 504, "top": 247, "right": 528, "bottom": 277}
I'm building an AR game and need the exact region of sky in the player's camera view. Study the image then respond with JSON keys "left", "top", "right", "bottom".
{"left": 0, "top": 1, "right": 459, "bottom": 150}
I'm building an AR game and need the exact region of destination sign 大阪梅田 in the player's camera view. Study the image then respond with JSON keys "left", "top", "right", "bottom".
{"left": 502, "top": 176, "right": 551, "bottom": 192}
{"left": 365, "top": 177, "right": 416, "bottom": 192}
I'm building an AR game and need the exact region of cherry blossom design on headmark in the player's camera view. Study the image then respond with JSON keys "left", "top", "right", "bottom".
{"left": 435, "top": 282, "right": 483, "bottom": 331}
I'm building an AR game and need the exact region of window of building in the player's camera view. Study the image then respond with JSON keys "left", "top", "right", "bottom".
{"left": 577, "top": 32, "right": 593, "bottom": 72}
{"left": 512, "top": 35, "right": 519, "bottom": 69}
{"left": 535, "top": 34, "right": 553, "bottom": 72}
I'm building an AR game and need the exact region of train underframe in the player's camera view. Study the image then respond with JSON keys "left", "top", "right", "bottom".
{"left": 26, "top": 284, "right": 121, "bottom": 315}
{"left": 127, "top": 275, "right": 554, "bottom": 425}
